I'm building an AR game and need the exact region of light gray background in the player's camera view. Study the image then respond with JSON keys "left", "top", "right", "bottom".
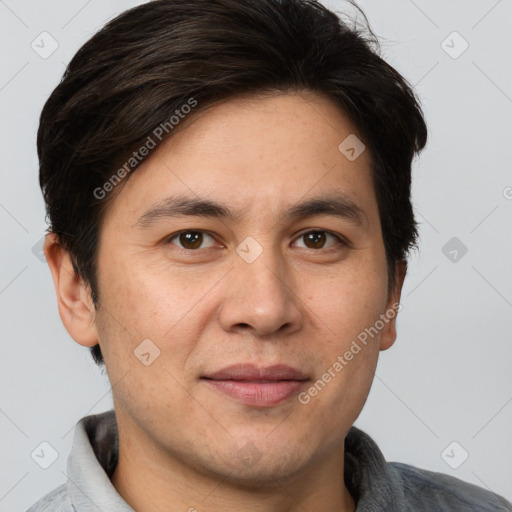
{"left": 1, "top": 0, "right": 511, "bottom": 510}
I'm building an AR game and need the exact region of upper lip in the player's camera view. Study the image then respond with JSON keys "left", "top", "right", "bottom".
{"left": 202, "top": 363, "right": 308, "bottom": 381}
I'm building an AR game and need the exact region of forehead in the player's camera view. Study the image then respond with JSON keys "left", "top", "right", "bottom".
{"left": 101, "top": 91, "right": 379, "bottom": 230}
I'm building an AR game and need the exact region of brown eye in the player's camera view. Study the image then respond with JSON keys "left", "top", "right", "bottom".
{"left": 167, "top": 231, "right": 216, "bottom": 250}
{"left": 303, "top": 231, "right": 326, "bottom": 249}
{"left": 294, "top": 230, "right": 344, "bottom": 250}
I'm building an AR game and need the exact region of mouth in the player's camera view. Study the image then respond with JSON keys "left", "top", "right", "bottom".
{"left": 201, "top": 363, "right": 309, "bottom": 407}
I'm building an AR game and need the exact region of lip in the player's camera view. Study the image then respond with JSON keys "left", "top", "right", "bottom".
{"left": 203, "top": 363, "right": 308, "bottom": 381}
{"left": 201, "top": 363, "right": 309, "bottom": 407}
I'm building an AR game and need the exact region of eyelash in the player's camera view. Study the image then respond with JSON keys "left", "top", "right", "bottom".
{"left": 164, "top": 229, "right": 348, "bottom": 253}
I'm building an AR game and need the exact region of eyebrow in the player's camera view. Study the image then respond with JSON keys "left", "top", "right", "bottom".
{"left": 134, "top": 193, "right": 368, "bottom": 229}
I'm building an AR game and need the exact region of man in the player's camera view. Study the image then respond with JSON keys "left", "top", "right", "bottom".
{"left": 28, "top": 0, "right": 512, "bottom": 510}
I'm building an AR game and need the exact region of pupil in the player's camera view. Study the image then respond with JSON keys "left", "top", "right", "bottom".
{"left": 306, "top": 231, "right": 325, "bottom": 249}
{"left": 180, "top": 231, "right": 202, "bottom": 249}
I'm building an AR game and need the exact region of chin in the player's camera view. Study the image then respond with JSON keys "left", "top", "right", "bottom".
{"left": 209, "top": 437, "right": 310, "bottom": 483}
{"left": 218, "top": 456, "right": 306, "bottom": 486}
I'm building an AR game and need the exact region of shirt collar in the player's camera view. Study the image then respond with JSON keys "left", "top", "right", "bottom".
{"left": 344, "top": 425, "right": 403, "bottom": 510}
{"left": 66, "top": 410, "right": 134, "bottom": 511}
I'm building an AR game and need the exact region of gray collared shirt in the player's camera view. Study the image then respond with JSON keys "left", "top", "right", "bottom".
{"left": 27, "top": 410, "right": 512, "bottom": 511}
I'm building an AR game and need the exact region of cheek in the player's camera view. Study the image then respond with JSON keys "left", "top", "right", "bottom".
{"left": 95, "top": 254, "right": 223, "bottom": 384}
{"left": 94, "top": 276, "right": 199, "bottom": 424}
{"left": 98, "top": 253, "right": 197, "bottom": 337}
{"left": 297, "top": 254, "right": 388, "bottom": 412}
{"left": 304, "top": 255, "right": 388, "bottom": 344}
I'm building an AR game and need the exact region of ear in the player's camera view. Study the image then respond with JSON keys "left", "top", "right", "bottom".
{"left": 44, "top": 233, "right": 99, "bottom": 347}
{"left": 379, "top": 259, "right": 407, "bottom": 351}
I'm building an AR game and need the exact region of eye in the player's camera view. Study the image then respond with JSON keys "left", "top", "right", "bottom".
{"left": 293, "top": 230, "right": 345, "bottom": 250}
{"left": 165, "top": 229, "right": 346, "bottom": 252}
{"left": 166, "top": 230, "right": 217, "bottom": 250}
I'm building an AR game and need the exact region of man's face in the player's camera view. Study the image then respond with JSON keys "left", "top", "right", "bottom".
{"left": 89, "top": 92, "right": 402, "bottom": 481}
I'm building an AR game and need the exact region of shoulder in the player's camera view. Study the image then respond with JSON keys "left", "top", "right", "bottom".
{"left": 25, "top": 483, "right": 74, "bottom": 512}
{"left": 389, "top": 461, "right": 512, "bottom": 511}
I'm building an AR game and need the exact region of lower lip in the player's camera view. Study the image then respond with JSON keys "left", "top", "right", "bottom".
{"left": 202, "top": 379, "right": 307, "bottom": 407}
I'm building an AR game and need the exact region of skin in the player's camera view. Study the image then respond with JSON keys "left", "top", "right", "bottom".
{"left": 45, "top": 90, "right": 406, "bottom": 512}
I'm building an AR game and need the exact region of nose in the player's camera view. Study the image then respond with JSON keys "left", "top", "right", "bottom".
{"left": 218, "top": 246, "right": 303, "bottom": 338}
